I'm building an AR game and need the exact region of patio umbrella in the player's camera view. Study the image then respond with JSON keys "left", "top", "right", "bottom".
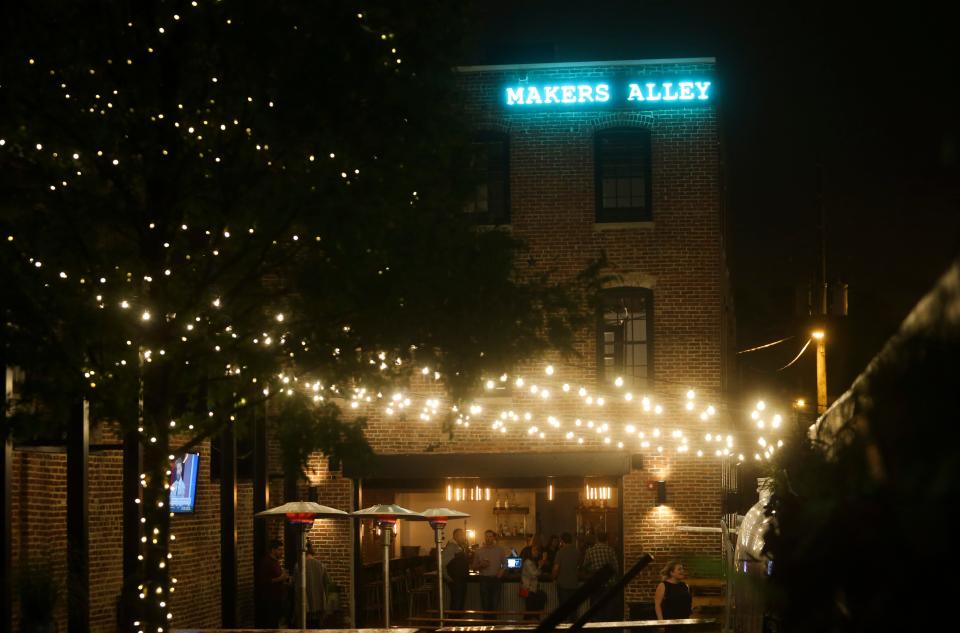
{"left": 420, "top": 508, "right": 470, "bottom": 622}
{"left": 256, "top": 501, "right": 350, "bottom": 630}
{"left": 351, "top": 504, "right": 426, "bottom": 627}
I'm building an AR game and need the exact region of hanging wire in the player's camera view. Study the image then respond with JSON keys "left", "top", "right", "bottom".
{"left": 737, "top": 335, "right": 794, "bottom": 354}
{"left": 778, "top": 338, "right": 812, "bottom": 371}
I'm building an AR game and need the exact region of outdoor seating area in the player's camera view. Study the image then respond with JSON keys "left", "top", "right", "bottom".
{"left": 361, "top": 565, "right": 438, "bottom": 624}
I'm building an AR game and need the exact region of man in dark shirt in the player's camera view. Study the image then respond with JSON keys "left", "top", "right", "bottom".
{"left": 473, "top": 529, "right": 506, "bottom": 619}
{"left": 552, "top": 532, "right": 581, "bottom": 617}
{"left": 443, "top": 528, "right": 470, "bottom": 611}
{"left": 256, "top": 538, "right": 290, "bottom": 627}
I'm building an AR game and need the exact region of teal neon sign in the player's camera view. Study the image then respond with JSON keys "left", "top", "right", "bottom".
{"left": 504, "top": 80, "right": 712, "bottom": 106}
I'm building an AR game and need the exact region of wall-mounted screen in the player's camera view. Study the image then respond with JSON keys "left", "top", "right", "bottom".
{"left": 170, "top": 452, "right": 200, "bottom": 513}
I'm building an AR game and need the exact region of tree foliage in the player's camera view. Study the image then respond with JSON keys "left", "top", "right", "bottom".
{"left": 1, "top": 2, "right": 597, "bottom": 629}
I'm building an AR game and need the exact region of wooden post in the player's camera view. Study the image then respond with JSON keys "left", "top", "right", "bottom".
{"left": 1, "top": 367, "right": 12, "bottom": 633}
{"left": 67, "top": 400, "right": 90, "bottom": 632}
{"left": 814, "top": 331, "right": 827, "bottom": 414}
{"left": 252, "top": 406, "right": 268, "bottom": 626}
{"left": 220, "top": 425, "right": 238, "bottom": 627}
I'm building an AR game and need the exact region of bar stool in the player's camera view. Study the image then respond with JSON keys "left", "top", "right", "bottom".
{"left": 390, "top": 574, "right": 406, "bottom": 617}
{"left": 405, "top": 568, "right": 433, "bottom": 617}
{"left": 362, "top": 581, "right": 383, "bottom": 625}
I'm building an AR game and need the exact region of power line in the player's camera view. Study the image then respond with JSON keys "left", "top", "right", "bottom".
{"left": 778, "top": 338, "right": 812, "bottom": 371}
{"left": 737, "top": 336, "right": 794, "bottom": 355}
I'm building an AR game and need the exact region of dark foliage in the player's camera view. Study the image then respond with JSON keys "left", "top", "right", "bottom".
{"left": 764, "top": 260, "right": 960, "bottom": 631}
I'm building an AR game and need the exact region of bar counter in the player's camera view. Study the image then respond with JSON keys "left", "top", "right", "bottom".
{"left": 446, "top": 574, "right": 590, "bottom": 618}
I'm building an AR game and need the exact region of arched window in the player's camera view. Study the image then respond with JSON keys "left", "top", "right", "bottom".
{"left": 595, "top": 128, "right": 652, "bottom": 222}
{"left": 598, "top": 288, "right": 653, "bottom": 387}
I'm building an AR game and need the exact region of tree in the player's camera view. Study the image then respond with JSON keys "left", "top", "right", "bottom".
{"left": 1, "top": 2, "right": 597, "bottom": 630}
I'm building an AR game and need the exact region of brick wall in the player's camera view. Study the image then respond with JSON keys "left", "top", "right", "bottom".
{"left": 89, "top": 451, "right": 123, "bottom": 631}
{"left": 10, "top": 450, "right": 69, "bottom": 633}
{"left": 8, "top": 435, "right": 253, "bottom": 633}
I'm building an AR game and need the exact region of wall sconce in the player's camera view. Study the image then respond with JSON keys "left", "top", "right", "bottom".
{"left": 547, "top": 480, "right": 554, "bottom": 501}
{"left": 655, "top": 480, "right": 667, "bottom": 506}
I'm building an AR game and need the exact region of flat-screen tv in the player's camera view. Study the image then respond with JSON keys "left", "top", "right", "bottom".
{"left": 169, "top": 452, "right": 199, "bottom": 513}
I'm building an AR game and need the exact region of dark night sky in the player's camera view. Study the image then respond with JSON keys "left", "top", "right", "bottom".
{"left": 468, "top": 0, "right": 960, "bottom": 402}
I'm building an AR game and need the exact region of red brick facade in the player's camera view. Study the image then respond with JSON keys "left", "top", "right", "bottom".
{"left": 7, "top": 57, "right": 731, "bottom": 631}
{"left": 338, "top": 57, "right": 731, "bottom": 614}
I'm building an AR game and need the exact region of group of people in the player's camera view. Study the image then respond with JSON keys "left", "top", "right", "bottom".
{"left": 256, "top": 530, "right": 691, "bottom": 627}
{"left": 442, "top": 529, "right": 693, "bottom": 622}
{"left": 441, "top": 529, "right": 625, "bottom": 621}
{"left": 255, "top": 539, "right": 333, "bottom": 629}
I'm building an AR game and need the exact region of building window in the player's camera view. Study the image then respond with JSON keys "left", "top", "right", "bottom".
{"left": 595, "top": 128, "right": 652, "bottom": 222}
{"left": 598, "top": 288, "right": 653, "bottom": 387}
{"left": 466, "top": 132, "right": 510, "bottom": 225}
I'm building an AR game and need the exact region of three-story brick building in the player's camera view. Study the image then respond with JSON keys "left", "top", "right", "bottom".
{"left": 331, "top": 55, "right": 735, "bottom": 622}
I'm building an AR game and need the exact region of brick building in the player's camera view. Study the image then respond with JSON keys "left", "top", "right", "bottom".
{"left": 341, "top": 56, "right": 735, "bottom": 619}
{"left": 4, "top": 56, "right": 734, "bottom": 631}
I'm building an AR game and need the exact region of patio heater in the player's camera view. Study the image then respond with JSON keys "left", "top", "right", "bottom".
{"left": 255, "top": 501, "right": 350, "bottom": 630}
{"left": 420, "top": 508, "right": 470, "bottom": 622}
{"left": 352, "top": 504, "right": 426, "bottom": 627}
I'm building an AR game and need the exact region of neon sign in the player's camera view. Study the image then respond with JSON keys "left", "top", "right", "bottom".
{"left": 504, "top": 80, "right": 712, "bottom": 107}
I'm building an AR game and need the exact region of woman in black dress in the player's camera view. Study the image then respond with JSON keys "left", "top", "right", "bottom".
{"left": 654, "top": 560, "right": 692, "bottom": 620}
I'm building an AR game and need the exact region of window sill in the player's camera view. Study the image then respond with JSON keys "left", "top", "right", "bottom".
{"left": 594, "top": 221, "right": 655, "bottom": 231}
{"left": 473, "top": 223, "right": 512, "bottom": 232}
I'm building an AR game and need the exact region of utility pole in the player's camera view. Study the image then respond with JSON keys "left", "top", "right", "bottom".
{"left": 812, "top": 330, "right": 827, "bottom": 414}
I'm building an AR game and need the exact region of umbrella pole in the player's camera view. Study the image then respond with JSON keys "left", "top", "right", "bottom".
{"left": 434, "top": 525, "right": 444, "bottom": 622}
{"left": 382, "top": 523, "right": 392, "bottom": 628}
{"left": 301, "top": 524, "right": 308, "bottom": 630}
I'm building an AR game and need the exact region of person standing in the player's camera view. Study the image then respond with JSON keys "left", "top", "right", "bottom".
{"left": 654, "top": 560, "right": 692, "bottom": 620}
{"left": 293, "top": 541, "right": 329, "bottom": 628}
{"left": 170, "top": 458, "right": 186, "bottom": 497}
{"left": 552, "top": 532, "right": 581, "bottom": 614}
{"left": 442, "top": 528, "right": 470, "bottom": 611}
{"left": 256, "top": 539, "right": 290, "bottom": 628}
{"left": 521, "top": 543, "right": 547, "bottom": 618}
{"left": 582, "top": 532, "right": 620, "bottom": 621}
{"left": 473, "top": 529, "right": 505, "bottom": 619}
